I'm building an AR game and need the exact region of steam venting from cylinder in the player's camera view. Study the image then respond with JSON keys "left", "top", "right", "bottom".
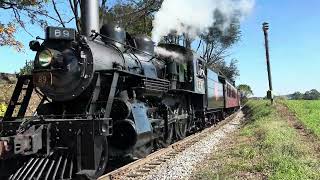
{"left": 80, "top": 0, "right": 100, "bottom": 36}
{"left": 155, "top": 46, "right": 184, "bottom": 62}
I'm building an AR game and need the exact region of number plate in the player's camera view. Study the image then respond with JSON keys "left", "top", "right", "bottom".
{"left": 46, "top": 26, "right": 76, "bottom": 40}
{"left": 33, "top": 72, "right": 52, "bottom": 87}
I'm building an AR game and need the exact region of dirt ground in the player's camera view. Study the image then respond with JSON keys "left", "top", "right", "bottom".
{"left": 0, "top": 83, "right": 41, "bottom": 116}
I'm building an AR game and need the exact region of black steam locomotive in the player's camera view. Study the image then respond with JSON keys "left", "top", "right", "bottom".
{"left": 0, "top": 2, "right": 240, "bottom": 179}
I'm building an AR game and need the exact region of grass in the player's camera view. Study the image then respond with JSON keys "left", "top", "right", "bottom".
{"left": 191, "top": 100, "right": 320, "bottom": 180}
{"left": 282, "top": 100, "right": 320, "bottom": 137}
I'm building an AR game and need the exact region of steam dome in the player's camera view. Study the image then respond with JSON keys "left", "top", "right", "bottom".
{"left": 134, "top": 35, "right": 155, "bottom": 55}
{"left": 100, "top": 23, "right": 126, "bottom": 49}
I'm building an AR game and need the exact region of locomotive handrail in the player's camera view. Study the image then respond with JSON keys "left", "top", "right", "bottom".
{"left": 96, "top": 69, "right": 170, "bottom": 83}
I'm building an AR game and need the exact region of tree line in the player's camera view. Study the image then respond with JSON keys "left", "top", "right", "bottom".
{"left": 290, "top": 89, "right": 320, "bottom": 100}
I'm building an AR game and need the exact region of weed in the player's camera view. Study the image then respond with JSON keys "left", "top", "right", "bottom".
{"left": 0, "top": 103, "right": 6, "bottom": 117}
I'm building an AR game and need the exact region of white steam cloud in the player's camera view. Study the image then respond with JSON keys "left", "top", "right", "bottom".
{"left": 152, "top": 0, "right": 255, "bottom": 44}
{"left": 154, "top": 46, "right": 184, "bottom": 61}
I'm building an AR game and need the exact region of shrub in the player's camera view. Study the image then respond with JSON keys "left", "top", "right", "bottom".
{"left": 0, "top": 103, "right": 7, "bottom": 117}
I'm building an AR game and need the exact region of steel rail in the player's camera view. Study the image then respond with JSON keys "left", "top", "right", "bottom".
{"left": 98, "top": 110, "right": 241, "bottom": 180}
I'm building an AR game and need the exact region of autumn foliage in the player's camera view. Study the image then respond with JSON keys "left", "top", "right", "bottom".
{"left": 0, "top": 0, "right": 48, "bottom": 51}
{"left": 0, "top": 23, "right": 23, "bottom": 51}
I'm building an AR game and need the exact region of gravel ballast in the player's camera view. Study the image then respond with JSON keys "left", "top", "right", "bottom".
{"left": 142, "top": 111, "right": 244, "bottom": 180}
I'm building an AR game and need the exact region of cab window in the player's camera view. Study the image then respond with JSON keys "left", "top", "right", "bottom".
{"left": 196, "top": 59, "right": 205, "bottom": 78}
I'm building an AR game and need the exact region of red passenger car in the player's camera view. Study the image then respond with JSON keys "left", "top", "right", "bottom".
{"left": 224, "top": 81, "right": 240, "bottom": 112}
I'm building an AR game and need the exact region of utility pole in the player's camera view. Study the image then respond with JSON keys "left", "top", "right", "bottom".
{"left": 262, "top": 22, "right": 274, "bottom": 104}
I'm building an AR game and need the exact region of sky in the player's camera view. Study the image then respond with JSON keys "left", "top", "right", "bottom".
{"left": 0, "top": 0, "right": 319, "bottom": 97}
{"left": 231, "top": 0, "right": 320, "bottom": 97}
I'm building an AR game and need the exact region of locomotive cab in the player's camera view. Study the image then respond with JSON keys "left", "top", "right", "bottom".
{"left": 156, "top": 44, "right": 206, "bottom": 94}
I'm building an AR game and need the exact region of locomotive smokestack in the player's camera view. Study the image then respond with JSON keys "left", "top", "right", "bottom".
{"left": 80, "top": 0, "right": 99, "bottom": 36}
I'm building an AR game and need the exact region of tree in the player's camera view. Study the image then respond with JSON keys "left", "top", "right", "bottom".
{"left": 291, "top": 91, "right": 303, "bottom": 100}
{"left": 238, "top": 84, "right": 253, "bottom": 98}
{"left": 0, "top": 22, "right": 23, "bottom": 51}
{"left": 200, "top": 11, "right": 241, "bottom": 65}
{"left": 199, "top": 11, "right": 241, "bottom": 81}
{"left": 0, "top": 0, "right": 163, "bottom": 51}
{"left": 214, "top": 59, "right": 239, "bottom": 82}
{"left": 101, "top": 0, "right": 163, "bottom": 36}
{"left": 19, "top": 60, "right": 34, "bottom": 75}
{"left": 238, "top": 84, "right": 253, "bottom": 104}
{"left": 291, "top": 90, "right": 320, "bottom": 100}
{"left": 303, "top": 89, "right": 320, "bottom": 100}
{"left": 0, "top": 0, "right": 78, "bottom": 51}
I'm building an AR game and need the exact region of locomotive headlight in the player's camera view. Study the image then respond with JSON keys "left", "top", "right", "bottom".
{"left": 38, "top": 49, "right": 53, "bottom": 67}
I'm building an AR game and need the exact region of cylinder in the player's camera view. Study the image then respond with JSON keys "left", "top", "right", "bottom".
{"left": 110, "top": 99, "right": 131, "bottom": 120}
{"left": 110, "top": 119, "right": 138, "bottom": 150}
{"left": 109, "top": 119, "right": 153, "bottom": 150}
{"left": 80, "top": 0, "right": 100, "bottom": 36}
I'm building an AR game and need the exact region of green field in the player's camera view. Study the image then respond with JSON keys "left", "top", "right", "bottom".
{"left": 283, "top": 100, "right": 320, "bottom": 137}
{"left": 191, "top": 100, "right": 320, "bottom": 180}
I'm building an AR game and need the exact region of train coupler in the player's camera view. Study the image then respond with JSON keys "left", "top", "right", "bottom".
{"left": 0, "top": 125, "right": 45, "bottom": 159}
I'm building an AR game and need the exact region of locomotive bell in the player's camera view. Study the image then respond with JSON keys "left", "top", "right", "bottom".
{"left": 100, "top": 24, "right": 126, "bottom": 51}
{"left": 134, "top": 35, "right": 155, "bottom": 55}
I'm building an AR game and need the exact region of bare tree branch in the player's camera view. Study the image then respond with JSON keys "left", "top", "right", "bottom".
{"left": 52, "top": 0, "right": 65, "bottom": 27}
{"left": 100, "top": 0, "right": 108, "bottom": 25}
{"left": 12, "top": 8, "right": 34, "bottom": 37}
{"left": 68, "top": 0, "right": 81, "bottom": 32}
{"left": 196, "top": 40, "right": 202, "bottom": 53}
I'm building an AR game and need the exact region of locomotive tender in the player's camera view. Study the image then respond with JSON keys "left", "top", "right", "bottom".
{"left": 0, "top": 0, "right": 240, "bottom": 179}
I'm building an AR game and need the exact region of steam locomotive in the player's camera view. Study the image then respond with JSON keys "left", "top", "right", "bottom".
{"left": 0, "top": 1, "right": 240, "bottom": 179}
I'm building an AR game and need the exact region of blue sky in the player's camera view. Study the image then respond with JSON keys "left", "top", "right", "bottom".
{"left": 0, "top": 0, "right": 319, "bottom": 97}
{"left": 0, "top": 1, "right": 76, "bottom": 73}
{"left": 231, "top": 0, "right": 320, "bottom": 96}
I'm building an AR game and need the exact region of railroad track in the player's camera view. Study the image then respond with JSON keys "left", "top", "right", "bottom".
{"left": 98, "top": 110, "right": 241, "bottom": 180}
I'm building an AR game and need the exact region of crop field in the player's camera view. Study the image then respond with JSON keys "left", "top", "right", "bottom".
{"left": 283, "top": 100, "right": 320, "bottom": 137}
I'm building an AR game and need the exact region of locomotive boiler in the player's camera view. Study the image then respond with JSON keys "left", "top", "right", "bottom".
{"left": 0, "top": 0, "right": 240, "bottom": 179}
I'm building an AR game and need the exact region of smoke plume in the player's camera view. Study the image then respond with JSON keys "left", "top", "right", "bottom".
{"left": 152, "top": 0, "right": 255, "bottom": 44}
{"left": 154, "top": 46, "right": 184, "bottom": 61}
